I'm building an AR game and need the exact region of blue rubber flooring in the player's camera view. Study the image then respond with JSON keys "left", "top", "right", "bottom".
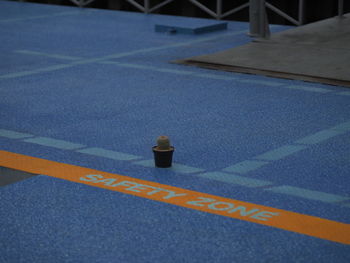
{"left": 0, "top": 1, "right": 349, "bottom": 262}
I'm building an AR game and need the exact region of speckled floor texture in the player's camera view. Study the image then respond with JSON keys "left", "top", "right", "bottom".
{"left": 0, "top": 1, "right": 349, "bottom": 262}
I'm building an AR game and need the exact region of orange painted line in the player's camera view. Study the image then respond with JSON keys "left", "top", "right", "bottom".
{"left": 0, "top": 150, "right": 349, "bottom": 245}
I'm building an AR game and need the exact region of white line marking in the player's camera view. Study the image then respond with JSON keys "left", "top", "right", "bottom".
{"left": 77, "top": 147, "right": 141, "bottom": 161}
{"left": 295, "top": 130, "right": 344, "bottom": 145}
{"left": 1, "top": 30, "right": 247, "bottom": 80}
{"left": 22, "top": 137, "right": 85, "bottom": 150}
{"left": 285, "top": 85, "right": 332, "bottom": 93}
{"left": 266, "top": 185, "right": 350, "bottom": 203}
{"left": 223, "top": 160, "right": 269, "bottom": 174}
{"left": 198, "top": 172, "right": 273, "bottom": 187}
{"left": 0, "top": 129, "right": 33, "bottom": 139}
{"left": 255, "top": 145, "right": 307, "bottom": 161}
{"left": 15, "top": 50, "right": 82, "bottom": 61}
{"left": 0, "top": 11, "right": 82, "bottom": 23}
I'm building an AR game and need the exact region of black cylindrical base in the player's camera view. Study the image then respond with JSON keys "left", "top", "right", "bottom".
{"left": 152, "top": 146, "right": 174, "bottom": 168}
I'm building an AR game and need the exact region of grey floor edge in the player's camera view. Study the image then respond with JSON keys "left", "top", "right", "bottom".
{"left": 0, "top": 166, "right": 38, "bottom": 187}
{"left": 177, "top": 14, "right": 350, "bottom": 88}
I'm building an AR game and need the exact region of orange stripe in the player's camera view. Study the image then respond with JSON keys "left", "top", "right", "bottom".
{"left": 0, "top": 150, "right": 349, "bottom": 245}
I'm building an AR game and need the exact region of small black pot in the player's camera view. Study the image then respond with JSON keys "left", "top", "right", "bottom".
{"left": 152, "top": 146, "right": 175, "bottom": 168}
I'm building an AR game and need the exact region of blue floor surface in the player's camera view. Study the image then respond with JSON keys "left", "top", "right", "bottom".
{"left": 0, "top": 1, "right": 349, "bottom": 262}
